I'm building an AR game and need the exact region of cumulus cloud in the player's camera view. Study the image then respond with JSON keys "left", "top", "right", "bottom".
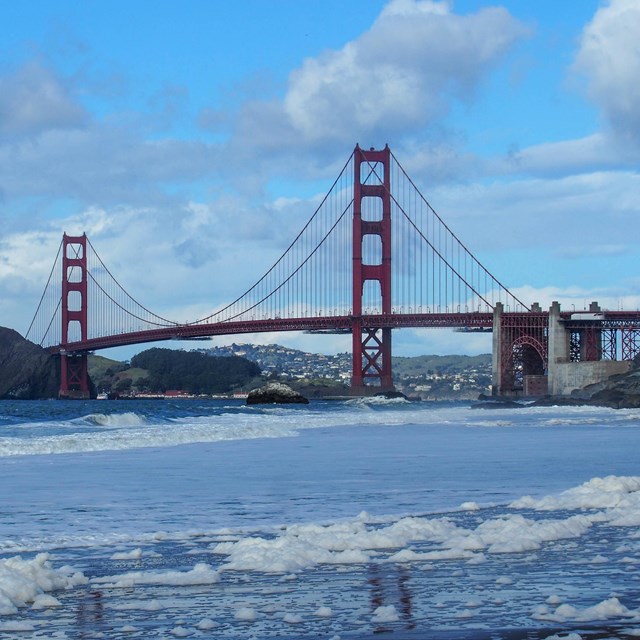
{"left": 0, "top": 63, "right": 227, "bottom": 220}
{"left": 428, "top": 168, "right": 640, "bottom": 252}
{"left": 0, "top": 62, "right": 87, "bottom": 139}
{"left": 283, "top": 0, "right": 528, "bottom": 142}
{"left": 573, "top": 0, "right": 640, "bottom": 143}
{"left": 230, "top": 0, "right": 528, "bottom": 158}
{"left": 493, "top": 133, "right": 640, "bottom": 178}
{"left": 0, "top": 123, "right": 221, "bottom": 208}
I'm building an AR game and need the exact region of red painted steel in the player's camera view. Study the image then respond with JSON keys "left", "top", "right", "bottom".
{"left": 60, "top": 234, "right": 90, "bottom": 398}
{"left": 497, "top": 312, "right": 548, "bottom": 393}
{"left": 351, "top": 144, "right": 393, "bottom": 391}
{"left": 47, "top": 312, "right": 496, "bottom": 354}
{"left": 622, "top": 328, "right": 640, "bottom": 360}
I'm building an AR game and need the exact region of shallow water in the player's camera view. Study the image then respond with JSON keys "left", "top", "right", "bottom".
{"left": 1, "top": 398, "right": 640, "bottom": 638}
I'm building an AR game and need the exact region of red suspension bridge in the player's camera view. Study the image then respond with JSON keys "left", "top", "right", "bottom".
{"left": 26, "top": 145, "right": 640, "bottom": 398}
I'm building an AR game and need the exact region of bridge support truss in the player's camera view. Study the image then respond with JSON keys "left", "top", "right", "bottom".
{"left": 60, "top": 233, "right": 91, "bottom": 399}
{"left": 351, "top": 145, "right": 394, "bottom": 393}
{"left": 493, "top": 301, "right": 640, "bottom": 397}
{"left": 492, "top": 302, "right": 548, "bottom": 396}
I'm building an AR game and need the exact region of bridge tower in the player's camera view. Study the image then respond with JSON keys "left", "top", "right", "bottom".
{"left": 60, "top": 233, "right": 91, "bottom": 399}
{"left": 351, "top": 144, "right": 394, "bottom": 393}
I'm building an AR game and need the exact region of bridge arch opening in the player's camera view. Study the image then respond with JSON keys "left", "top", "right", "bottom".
{"left": 509, "top": 336, "right": 546, "bottom": 391}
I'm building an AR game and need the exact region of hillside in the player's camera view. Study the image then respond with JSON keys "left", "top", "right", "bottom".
{"left": 89, "top": 348, "right": 261, "bottom": 396}
{"left": 0, "top": 327, "right": 59, "bottom": 399}
{"left": 392, "top": 354, "right": 491, "bottom": 377}
{"left": 95, "top": 343, "right": 492, "bottom": 399}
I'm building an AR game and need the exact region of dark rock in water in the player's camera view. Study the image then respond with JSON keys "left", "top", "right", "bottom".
{"left": 374, "top": 390, "right": 410, "bottom": 400}
{"left": 246, "top": 382, "right": 309, "bottom": 405}
{"left": 0, "top": 326, "right": 59, "bottom": 399}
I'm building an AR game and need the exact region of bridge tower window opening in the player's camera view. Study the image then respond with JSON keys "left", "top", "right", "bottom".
{"left": 66, "top": 265, "right": 83, "bottom": 284}
{"left": 362, "top": 233, "right": 383, "bottom": 266}
{"left": 361, "top": 196, "right": 383, "bottom": 222}
{"left": 360, "top": 161, "right": 384, "bottom": 187}
{"left": 67, "top": 290, "right": 82, "bottom": 313}
{"left": 66, "top": 320, "right": 83, "bottom": 343}
{"left": 362, "top": 279, "right": 382, "bottom": 315}
{"left": 65, "top": 242, "right": 83, "bottom": 260}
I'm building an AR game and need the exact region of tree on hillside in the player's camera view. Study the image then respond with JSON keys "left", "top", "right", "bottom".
{"left": 130, "top": 348, "right": 261, "bottom": 394}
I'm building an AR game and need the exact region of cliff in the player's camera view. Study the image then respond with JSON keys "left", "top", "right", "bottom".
{"left": 0, "top": 327, "right": 59, "bottom": 399}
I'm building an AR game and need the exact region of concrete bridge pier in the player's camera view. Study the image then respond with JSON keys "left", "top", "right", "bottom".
{"left": 491, "top": 301, "right": 503, "bottom": 396}
{"left": 547, "top": 301, "right": 631, "bottom": 396}
{"left": 546, "top": 300, "right": 570, "bottom": 394}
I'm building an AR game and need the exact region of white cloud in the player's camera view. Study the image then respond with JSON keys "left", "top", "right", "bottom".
{"left": 0, "top": 124, "right": 220, "bottom": 206}
{"left": 492, "top": 133, "right": 640, "bottom": 178}
{"left": 573, "top": 0, "right": 640, "bottom": 143}
{"left": 0, "top": 62, "right": 87, "bottom": 140}
{"left": 509, "top": 284, "right": 640, "bottom": 314}
{"left": 282, "top": 0, "right": 528, "bottom": 143}
{"left": 426, "top": 168, "right": 640, "bottom": 253}
{"left": 228, "top": 0, "right": 528, "bottom": 164}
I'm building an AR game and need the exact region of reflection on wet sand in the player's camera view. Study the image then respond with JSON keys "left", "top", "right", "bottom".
{"left": 76, "top": 590, "right": 104, "bottom": 638}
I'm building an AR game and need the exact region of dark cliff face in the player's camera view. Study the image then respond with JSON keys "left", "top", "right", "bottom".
{"left": 0, "top": 327, "right": 60, "bottom": 399}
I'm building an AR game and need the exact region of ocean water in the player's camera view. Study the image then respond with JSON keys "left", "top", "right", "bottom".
{"left": 1, "top": 397, "right": 640, "bottom": 639}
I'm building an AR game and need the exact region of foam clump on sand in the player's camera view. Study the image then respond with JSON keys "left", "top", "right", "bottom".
{"left": 92, "top": 562, "right": 219, "bottom": 589}
{"left": 234, "top": 607, "right": 257, "bottom": 622}
{"left": 211, "top": 506, "right": 608, "bottom": 573}
{"left": 110, "top": 548, "right": 143, "bottom": 560}
{"left": 533, "top": 596, "right": 639, "bottom": 623}
{"left": 0, "top": 553, "right": 87, "bottom": 615}
{"left": 372, "top": 604, "right": 399, "bottom": 622}
{"left": 211, "top": 517, "right": 465, "bottom": 572}
{"left": 511, "top": 475, "right": 640, "bottom": 511}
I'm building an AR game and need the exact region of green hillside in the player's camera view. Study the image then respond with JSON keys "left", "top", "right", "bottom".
{"left": 392, "top": 354, "right": 491, "bottom": 377}
{"left": 88, "top": 349, "right": 261, "bottom": 395}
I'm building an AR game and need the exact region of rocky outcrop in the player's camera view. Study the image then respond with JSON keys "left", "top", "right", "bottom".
{"left": 535, "top": 364, "right": 640, "bottom": 409}
{"left": 0, "top": 327, "right": 59, "bottom": 399}
{"left": 246, "top": 382, "right": 309, "bottom": 405}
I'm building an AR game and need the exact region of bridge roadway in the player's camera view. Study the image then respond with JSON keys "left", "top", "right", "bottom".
{"left": 46, "top": 309, "right": 640, "bottom": 355}
{"left": 46, "top": 312, "right": 496, "bottom": 354}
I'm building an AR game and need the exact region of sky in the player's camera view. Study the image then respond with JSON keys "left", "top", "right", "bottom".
{"left": 1, "top": 0, "right": 640, "bottom": 361}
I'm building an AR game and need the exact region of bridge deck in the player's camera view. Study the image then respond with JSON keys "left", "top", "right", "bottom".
{"left": 48, "top": 312, "right": 496, "bottom": 353}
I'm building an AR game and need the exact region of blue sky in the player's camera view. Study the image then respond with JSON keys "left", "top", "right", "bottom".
{"left": 2, "top": 0, "right": 640, "bottom": 359}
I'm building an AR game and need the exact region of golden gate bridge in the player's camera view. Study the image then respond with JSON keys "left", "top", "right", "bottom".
{"left": 26, "top": 145, "right": 640, "bottom": 398}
